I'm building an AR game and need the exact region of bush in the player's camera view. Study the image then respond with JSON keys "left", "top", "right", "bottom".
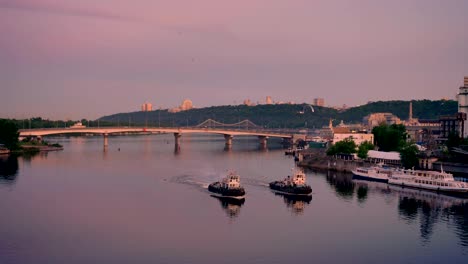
{"left": 357, "top": 141, "right": 374, "bottom": 159}
{"left": 0, "top": 119, "right": 20, "bottom": 150}
{"left": 327, "top": 138, "right": 357, "bottom": 156}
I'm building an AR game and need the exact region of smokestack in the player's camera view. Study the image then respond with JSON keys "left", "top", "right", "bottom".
{"left": 409, "top": 101, "right": 413, "bottom": 121}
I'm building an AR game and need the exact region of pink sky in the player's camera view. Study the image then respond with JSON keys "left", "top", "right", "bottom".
{"left": 1, "top": 0, "right": 467, "bottom": 119}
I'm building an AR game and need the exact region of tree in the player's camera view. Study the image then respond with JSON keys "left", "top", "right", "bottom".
{"left": 446, "top": 132, "right": 466, "bottom": 149}
{"left": 357, "top": 141, "right": 374, "bottom": 159}
{"left": 372, "top": 124, "right": 407, "bottom": 151}
{"left": 0, "top": 119, "right": 20, "bottom": 150}
{"left": 399, "top": 143, "right": 419, "bottom": 169}
{"left": 326, "top": 138, "right": 357, "bottom": 156}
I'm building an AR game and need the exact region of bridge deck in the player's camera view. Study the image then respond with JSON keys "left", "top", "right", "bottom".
{"left": 19, "top": 127, "right": 294, "bottom": 139}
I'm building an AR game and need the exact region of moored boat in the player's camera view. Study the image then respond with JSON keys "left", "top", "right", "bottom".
{"left": 285, "top": 147, "right": 294, "bottom": 155}
{"left": 208, "top": 171, "right": 246, "bottom": 199}
{"left": 388, "top": 168, "right": 468, "bottom": 195}
{"left": 351, "top": 165, "right": 394, "bottom": 183}
{"left": 269, "top": 168, "right": 312, "bottom": 195}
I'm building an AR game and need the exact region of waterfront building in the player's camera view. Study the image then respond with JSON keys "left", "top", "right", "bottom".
{"left": 458, "top": 76, "right": 468, "bottom": 138}
{"left": 366, "top": 150, "right": 401, "bottom": 166}
{"left": 406, "top": 119, "right": 440, "bottom": 145}
{"left": 329, "top": 119, "right": 374, "bottom": 146}
{"left": 439, "top": 113, "right": 467, "bottom": 139}
{"left": 363, "top": 113, "right": 401, "bottom": 128}
{"left": 141, "top": 102, "right": 153, "bottom": 112}
{"left": 243, "top": 99, "right": 253, "bottom": 106}
{"left": 266, "top": 96, "right": 273, "bottom": 105}
{"left": 332, "top": 128, "right": 374, "bottom": 146}
{"left": 312, "top": 98, "right": 325, "bottom": 107}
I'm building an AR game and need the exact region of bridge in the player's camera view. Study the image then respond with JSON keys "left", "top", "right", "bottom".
{"left": 19, "top": 119, "right": 299, "bottom": 149}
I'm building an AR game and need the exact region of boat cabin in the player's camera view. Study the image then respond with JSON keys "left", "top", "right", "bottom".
{"left": 290, "top": 169, "right": 306, "bottom": 185}
{"left": 222, "top": 172, "right": 241, "bottom": 189}
{"left": 397, "top": 169, "right": 455, "bottom": 181}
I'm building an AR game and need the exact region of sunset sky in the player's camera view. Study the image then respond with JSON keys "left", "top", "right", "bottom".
{"left": 1, "top": 0, "right": 467, "bottom": 119}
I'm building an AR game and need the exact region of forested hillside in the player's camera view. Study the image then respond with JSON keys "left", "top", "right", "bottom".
{"left": 99, "top": 100, "right": 457, "bottom": 128}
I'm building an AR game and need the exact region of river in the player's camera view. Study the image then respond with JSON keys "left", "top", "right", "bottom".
{"left": 0, "top": 134, "right": 467, "bottom": 264}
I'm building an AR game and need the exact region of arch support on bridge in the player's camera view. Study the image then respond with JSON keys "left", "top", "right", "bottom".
{"left": 258, "top": 136, "right": 268, "bottom": 148}
{"left": 224, "top": 134, "right": 233, "bottom": 147}
{"left": 174, "top": 133, "right": 182, "bottom": 148}
{"left": 103, "top": 133, "right": 109, "bottom": 148}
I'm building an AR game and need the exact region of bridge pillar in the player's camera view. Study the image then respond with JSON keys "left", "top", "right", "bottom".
{"left": 103, "top": 133, "right": 108, "bottom": 148}
{"left": 258, "top": 136, "right": 268, "bottom": 148}
{"left": 174, "top": 133, "right": 182, "bottom": 148}
{"left": 224, "top": 134, "right": 233, "bottom": 147}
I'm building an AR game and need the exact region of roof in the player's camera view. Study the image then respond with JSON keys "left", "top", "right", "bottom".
{"left": 367, "top": 150, "right": 401, "bottom": 161}
{"left": 332, "top": 127, "right": 351, "bottom": 134}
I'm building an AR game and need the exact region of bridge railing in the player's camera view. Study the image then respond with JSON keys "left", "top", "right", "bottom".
{"left": 19, "top": 126, "right": 298, "bottom": 138}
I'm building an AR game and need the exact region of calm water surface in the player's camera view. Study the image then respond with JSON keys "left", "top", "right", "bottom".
{"left": 0, "top": 134, "right": 467, "bottom": 264}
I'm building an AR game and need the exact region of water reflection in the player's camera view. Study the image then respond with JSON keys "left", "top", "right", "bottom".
{"left": 446, "top": 203, "right": 468, "bottom": 247}
{"left": 0, "top": 155, "right": 19, "bottom": 184}
{"left": 347, "top": 175, "right": 468, "bottom": 248}
{"left": 174, "top": 145, "right": 181, "bottom": 155}
{"left": 356, "top": 185, "right": 369, "bottom": 204}
{"left": 211, "top": 196, "right": 245, "bottom": 219}
{"left": 391, "top": 185, "right": 468, "bottom": 245}
{"left": 326, "top": 171, "right": 355, "bottom": 200}
{"left": 273, "top": 192, "right": 312, "bottom": 215}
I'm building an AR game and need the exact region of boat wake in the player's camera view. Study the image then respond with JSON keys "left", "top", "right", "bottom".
{"left": 171, "top": 174, "right": 212, "bottom": 189}
{"left": 171, "top": 172, "right": 271, "bottom": 193}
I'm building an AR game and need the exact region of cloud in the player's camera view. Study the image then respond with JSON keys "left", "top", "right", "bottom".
{"left": 0, "top": 0, "right": 135, "bottom": 22}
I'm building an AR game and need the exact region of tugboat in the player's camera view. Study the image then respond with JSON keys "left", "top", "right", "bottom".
{"left": 269, "top": 168, "right": 312, "bottom": 195}
{"left": 208, "top": 171, "right": 246, "bottom": 199}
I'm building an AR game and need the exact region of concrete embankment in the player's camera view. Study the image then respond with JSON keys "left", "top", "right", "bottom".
{"left": 296, "top": 150, "right": 362, "bottom": 173}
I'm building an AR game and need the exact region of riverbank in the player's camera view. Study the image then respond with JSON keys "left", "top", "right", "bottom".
{"left": 6, "top": 144, "right": 64, "bottom": 155}
{"left": 297, "top": 150, "right": 468, "bottom": 177}
{"left": 296, "top": 150, "right": 362, "bottom": 173}
{"left": 21, "top": 145, "right": 64, "bottom": 152}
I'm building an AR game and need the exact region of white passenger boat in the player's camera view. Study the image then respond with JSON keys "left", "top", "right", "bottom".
{"left": 351, "top": 165, "right": 394, "bottom": 183}
{"left": 388, "top": 168, "right": 468, "bottom": 194}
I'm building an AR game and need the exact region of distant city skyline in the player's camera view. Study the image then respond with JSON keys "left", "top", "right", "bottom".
{"left": 1, "top": 0, "right": 467, "bottom": 120}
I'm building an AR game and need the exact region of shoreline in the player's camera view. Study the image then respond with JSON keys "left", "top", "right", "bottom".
{"left": 6, "top": 145, "right": 64, "bottom": 155}
{"left": 297, "top": 152, "right": 468, "bottom": 177}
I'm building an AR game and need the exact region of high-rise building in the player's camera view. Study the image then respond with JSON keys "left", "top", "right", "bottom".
{"left": 180, "top": 99, "right": 193, "bottom": 111}
{"left": 266, "top": 96, "right": 273, "bottom": 105}
{"left": 141, "top": 102, "right": 153, "bottom": 112}
{"left": 312, "top": 98, "right": 325, "bottom": 107}
{"left": 169, "top": 99, "right": 194, "bottom": 113}
{"left": 458, "top": 76, "right": 468, "bottom": 138}
{"left": 243, "top": 99, "right": 253, "bottom": 106}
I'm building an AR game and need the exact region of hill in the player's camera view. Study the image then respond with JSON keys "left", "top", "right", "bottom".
{"left": 98, "top": 100, "right": 458, "bottom": 129}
